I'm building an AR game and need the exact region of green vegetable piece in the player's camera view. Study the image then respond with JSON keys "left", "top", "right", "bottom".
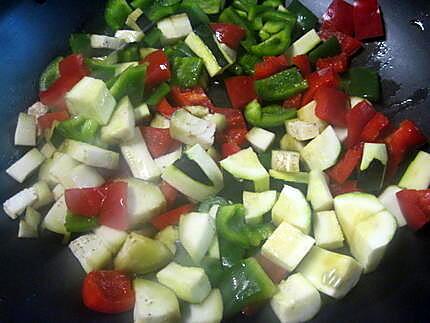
{"left": 218, "top": 236, "right": 246, "bottom": 269}
{"left": 110, "top": 64, "right": 147, "bottom": 102}
{"left": 263, "top": 20, "right": 285, "bottom": 34}
{"left": 238, "top": 54, "right": 261, "bottom": 75}
{"left": 172, "top": 57, "right": 204, "bottom": 88}
{"left": 288, "top": 0, "right": 318, "bottom": 38}
{"left": 198, "top": 196, "right": 229, "bottom": 213}
{"left": 343, "top": 67, "right": 381, "bottom": 102}
{"left": 254, "top": 68, "right": 308, "bottom": 101}
{"left": 132, "top": 0, "right": 181, "bottom": 22}
{"left": 182, "top": 0, "right": 221, "bottom": 14}
{"left": 117, "top": 44, "right": 140, "bottom": 63}
{"left": 145, "top": 82, "right": 171, "bottom": 106}
{"left": 164, "top": 41, "right": 196, "bottom": 61}
{"left": 259, "top": 30, "right": 271, "bottom": 41}
{"left": 70, "top": 33, "right": 92, "bottom": 56}
{"left": 178, "top": 2, "right": 211, "bottom": 27}
{"left": 105, "top": 0, "right": 133, "bottom": 31}
{"left": 245, "top": 100, "right": 297, "bottom": 128}
{"left": 232, "top": 0, "right": 258, "bottom": 12}
{"left": 55, "top": 115, "right": 99, "bottom": 144}
{"left": 39, "top": 56, "right": 62, "bottom": 91}
{"left": 65, "top": 212, "right": 99, "bottom": 233}
{"left": 219, "top": 7, "right": 256, "bottom": 49}
{"left": 218, "top": 258, "right": 277, "bottom": 317}
{"left": 251, "top": 29, "right": 292, "bottom": 57}
{"left": 141, "top": 28, "right": 163, "bottom": 48}
{"left": 130, "top": 0, "right": 152, "bottom": 10}
{"left": 262, "top": 0, "right": 282, "bottom": 8}
{"left": 308, "top": 36, "right": 341, "bottom": 64}
{"left": 200, "top": 256, "right": 225, "bottom": 287}
{"left": 85, "top": 59, "right": 117, "bottom": 81}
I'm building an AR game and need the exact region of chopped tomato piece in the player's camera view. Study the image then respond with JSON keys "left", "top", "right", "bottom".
{"left": 140, "top": 127, "right": 181, "bottom": 158}
{"left": 224, "top": 76, "right": 258, "bottom": 109}
{"left": 65, "top": 187, "right": 106, "bottom": 217}
{"left": 170, "top": 86, "right": 214, "bottom": 109}
{"left": 330, "top": 180, "right": 360, "bottom": 196}
{"left": 221, "top": 143, "right": 242, "bottom": 159}
{"left": 156, "top": 98, "right": 178, "bottom": 118}
{"left": 322, "top": 0, "right": 355, "bottom": 36}
{"left": 99, "top": 182, "right": 128, "bottom": 230}
{"left": 37, "top": 111, "right": 70, "bottom": 130}
{"left": 397, "top": 190, "right": 430, "bottom": 231}
{"left": 159, "top": 181, "right": 179, "bottom": 208}
{"left": 301, "top": 67, "right": 340, "bottom": 105}
{"left": 142, "top": 49, "right": 171, "bottom": 88}
{"left": 319, "top": 30, "right": 362, "bottom": 56}
{"left": 345, "top": 100, "right": 376, "bottom": 148}
{"left": 59, "top": 54, "right": 90, "bottom": 78}
{"left": 359, "top": 112, "right": 390, "bottom": 142}
{"left": 212, "top": 107, "right": 247, "bottom": 129}
{"left": 291, "top": 55, "right": 312, "bottom": 78}
{"left": 254, "top": 55, "right": 290, "bottom": 80}
{"left": 210, "top": 23, "right": 246, "bottom": 49}
{"left": 283, "top": 93, "right": 303, "bottom": 109}
{"left": 82, "top": 271, "right": 135, "bottom": 314}
{"left": 315, "top": 86, "right": 349, "bottom": 127}
{"left": 150, "top": 203, "right": 195, "bottom": 230}
{"left": 353, "top": 0, "right": 385, "bottom": 41}
{"left": 327, "top": 143, "right": 364, "bottom": 184}
{"left": 316, "top": 53, "right": 349, "bottom": 74}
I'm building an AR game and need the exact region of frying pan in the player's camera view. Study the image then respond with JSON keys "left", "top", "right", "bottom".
{"left": 1, "top": 0, "right": 430, "bottom": 322}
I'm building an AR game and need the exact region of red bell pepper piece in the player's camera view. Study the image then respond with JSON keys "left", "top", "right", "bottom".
{"left": 360, "top": 112, "right": 390, "bottom": 142}
{"left": 397, "top": 189, "right": 430, "bottom": 231}
{"left": 315, "top": 86, "right": 349, "bottom": 127}
{"left": 301, "top": 67, "right": 340, "bottom": 105}
{"left": 170, "top": 86, "right": 214, "bottom": 109}
{"left": 223, "top": 128, "right": 248, "bottom": 146}
{"left": 353, "top": 0, "right": 385, "bottom": 41}
{"left": 254, "top": 55, "right": 290, "bottom": 80}
{"left": 385, "top": 120, "right": 427, "bottom": 178}
{"left": 210, "top": 23, "right": 246, "bottom": 50}
{"left": 140, "top": 127, "right": 181, "bottom": 158}
{"left": 156, "top": 98, "right": 178, "bottom": 118}
{"left": 159, "top": 181, "right": 179, "bottom": 209}
{"left": 221, "top": 143, "right": 242, "bottom": 159}
{"left": 322, "top": 0, "right": 355, "bottom": 36}
{"left": 37, "top": 110, "right": 70, "bottom": 131}
{"left": 319, "top": 30, "right": 362, "bottom": 56}
{"left": 330, "top": 180, "right": 360, "bottom": 196}
{"left": 327, "top": 143, "right": 364, "bottom": 184}
{"left": 65, "top": 187, "right": 106, "bottom": 217}
{"left": 99, "top": 181, "right": 128, "bottom": 230}
{"left": 59, "top": 54, "right": 90, "bottom": 79}
{"left": 82, "top": 271, "right": 135, "bottom": 314}
{"left": 142, "top": 49, "right": 171, "bottom": 88}
{"left": 316, "top": 53, "right": 349, "bottom": 74}
{"left": 291, "top": 55, "right": 312, "bottom": 78}
{"left": 345, "top": 100, "right": 376, "bottom": 148}
{"left": 150, "top": 203, "right": 195, "bottom": 230}
{"left": 212, "top": 107, "right": 247, "bottom": 129}
{"left": 283, "top": 93, "right": 303, "bottom": 109}
{"left": 224, "top": 76, "right": 258, "bottom": 109}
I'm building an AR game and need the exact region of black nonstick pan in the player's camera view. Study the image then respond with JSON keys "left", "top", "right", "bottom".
{"left": 1, "top": 0, "right": 430, "bottom": 322}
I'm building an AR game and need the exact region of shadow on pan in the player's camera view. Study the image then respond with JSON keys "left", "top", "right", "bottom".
{"left": 0, "top": 0, "right": 430, "bottom": 322}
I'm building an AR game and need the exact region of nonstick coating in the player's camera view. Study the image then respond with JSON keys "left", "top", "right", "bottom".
{"left": 1, "top": 1, "right": 430, "bottom": 322}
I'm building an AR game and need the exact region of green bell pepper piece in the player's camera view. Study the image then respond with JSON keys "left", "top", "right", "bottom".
{"left": 85, "top": 58, "right": 117, "bottom": 81}
{"left": 164, "top": 41, "right": 195, "bottom": 61}
{"left": 228, "top": 64, "right": 244, "bottom": 76}
{"left": 145, "top": 82, "right": 171, "bottom": 106}
{"left": 219, "top": 7, "right": 256, "bottom": 50}
{"left": 132, "top": 0, "right": 181, "bottom": 21}
{"left": 262, "top": 0, "right": 282, "bottom": 8}
{"left": 182, "top": 0, "right": 221, "bottom": 14}
{"left": 69, "top": 33, "right": 92, "bottom": 56}
{"left": 178, "top": 2, "right": 210, "bottom": 27}
{"left": 343, "top": 67, "right": 381, "bottom": 102}
{"left": 244, "top": 100, "right": 297, "bottom": 128}
{"left": 105, "top": 0, "right": 133, "bottom": 31}
{"left": 65, "top": 212, "right": 99, "bottom": 233}
{"left": 218, "top": 258, "right": 277, "bottom": 317}
{"left": 200, "top": 256, "right": 225, "bottom": 287}
{"left": 117, "top": 44, "right": 140, "bottom": 63}
{"left": 259, "top": 30, "right": 271, "bottom": 41}
{"left": 232, "top": 0, "right": 258, "bottom": 13}
{"left": 198, "top": 196, "right": 230, "bottom": 213}
{"left": 263, "top": 20, "right": 286, "bottom": 34}
{"left": 308, "top": 36, "right": 341, "bottom": 64}
{"left": 141, "top": 28, "right": 163, "bottom": 48}
{"left": 218, "top": 236, "right": 246, "bottom": 269}
{"left": 254, "top": 68, "right": 308, "bottom": 101}
{"left": 55, "top": 116, "right": 100, "bottom": 144}
{"left": 288, "top": 0, "right": 318, "bottom": 38}
{"left": 130, "top": 0, "right": 152, "bottom": 10}
{"left": 251, "top": 28, "right": 292, "bottom": 57}
{"left": 110, "top": 64, "right": 147, "bottom": 102}
{"left": 172, "top": 57, "right": 204, "bottom": 88}
{"left": 39, "top": 56, "right": 62, "bottom": 91}
{"left": 238, "top": 54, "right": 261, "bottom": 75}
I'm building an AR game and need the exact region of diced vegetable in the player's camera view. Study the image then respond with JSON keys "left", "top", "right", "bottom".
{"left": 182, "top": 288, "right": 223, "bottom": 323}
{"left": 69, "top": 234, "right": 112, "bottom": 273}
{"left": 14, "top": 113, "right": 36, "bottom": 146}
{"left": 3, "top": 187, "right": 38, "bottom": 220}
{"left": 90, "top": 34, "right": 125, "bottom": 50}
{"left": 378, "top": 185, "right": 406, "bottom": 227}
{"left": 225, "top": 76, "right": 257, "bottom": 109}
{"left": 358, "top": 143, "right": 387, "bottom": 192}
{"left": 101, "top": 96, "right": 135, "bottom": 144}
{"left": 134, "top": 102, "right": 150, "bottom": 122}
{"left": 140, "top": 127, "right": 180, "bottom": 159}
{"left": 307, "top": 170, "right": 333, "bottom": 212}
{"left": 296, "top": 100, "right": 327, "bottom": 133}
{"left": 48, "top": 153, "right": 80, "bottom": 185}
{"left": 315, "top": 86, "right": 349, "bottom": 127}
{"left": 322, "top": 0, "right": 354, "bottom": 36}
{"left": 6, "top": 148, "right": 45, "bottom": 183}
{"left": 286, "top": 119, "right": 320, "bottom": 141}
{"left": 396, "top": 189, "right": 430, "bottom": 231}
{"left": 60, "top": 164, "right": 105, "bottom": 189}
{"left": 271, "top": 150, "right": 300, "bottom": 173}
{"left": 31, "top": 181, "right": 54, "bottom": 209}
{"left": 42, "top": 195, "right": 68, "bottom": 234}
{"left": 342, "top": 67, "right": 380, "bottom": 102}
{"left": 313, "top": 210, "right": 344, "bottom": 249}
{"left": 94, "top": 225, "right": 128, "bottom": 254}
{"left": 279, "top": 134, "right": 305, "bottom": 152}
{"left": 114, "top": 29, "right": 143, "bottom": 43}
{"left": 105, "top": 0, "right": 133, "bottom": 30}
{"left": 245, "top": 100, "right": 297, "bottom": 128}
{"left": 157, "top": 14, "right": 193, "bottom": 44}
{"left": 243, "top": 190, "right": 277, "bottom": 224}
{"left": 246, "top": 127, "right": 275, "bottom": 153}
{"left": 398, "top": 151, "right": 430, "bottom": 190}
{"left": 286, "top": 29, "right": 321, "bottom": 57}
{"left": 155, "top": 225, "right": 178, "bottom": 254}
{"left": 154, "top": 146, "right": 182, "bottom": 172}
{"left": 353, "top": 0, "right": 385, "bottom": 40}
{"left": 326, "top": 143, "right": 363, "bottom": 184}
{"left": 99, "top": 181, "right": 128, "bottom": 230}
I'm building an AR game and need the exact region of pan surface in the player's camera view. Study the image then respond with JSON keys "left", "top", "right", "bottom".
{"left": 0, "top": 1, "right": 430, "bottom": 322}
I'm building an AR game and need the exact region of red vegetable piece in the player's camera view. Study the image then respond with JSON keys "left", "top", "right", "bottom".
{"left": 319, "top": 30, "right": 362, "bottom": 56}
{"left": 327, "top": 143, "right": 364, "bottom": 184}
{"left": 315, "top": 86, "right": 349, "bottom": 127}
{"left": 159, "top": 181, "right": 179, "bottom": 209}
{"left": 316, "top": 53, "right": 349, "bottom": 74}
{"left": 212, "top": 107, "right": 247, "bottom": 129}
{"left": 322, "top": 0, "right": 355, "bottom": 36}
{"left": 254, "top": 55, "right": 290, "bottom": 80}
{"left": 37, "top": 111, "right": 70, "bottom": 130}
{"left": 156, "top": 98, "right": 178, "bottom": 118}
{"left": 301, "top": 67, "right": 340, "bottom": 105}
{"left": 359, "top": 112, "right": 390, "bottom": 142}
{"left": 345, "top": 100, "right": 376, "bottom": 148}
{"left": 397, "top": 190, "right": 430, "bottom": 231}
{"left": 99, "top": 182, "right": 128, "bottom": 230}
{"left": 140, "top": 127, "right": 180, "bottom": 158}
{"left": 283, "top": 93, "right": 303, "bottom": 109}
{"left": 82, "top": 271, "right": 135, "bottom": 314}
{"left": 353, "top": 0, "right": 385, "bottom": 40}
{"left": 254, "top": 253, "right": 288, "bottom": 284}
{"left": 330, "top": 180, "right": 360, "bottom": 196}
{"left": 142, "top": 49, "right": 171, "bottom": 88}
{"left": 291, "top": 55, "right": 312, "bottom": 78}
{"left": 210, "top": 23, "right": 246, "bottom": 49}
{"left": 419, "top": 192, "right": 430, "bottom": 216}
{"left": 150, "top": 203, "right": 195, "bottom": 230}
{"left": 221, "top": 143, "right": 242, "bottom": 159}
{"left": 170, "top": 86, "right": 214, "bottom": 109}
{"left": 59, "top": 54, "right": 90, "bottom": 79}
{"left": 224, "top": 76, "right": 258, "bottom": 109}
{"left": 39, "top": 74, "right": 82, "bottom": 110}
{"left": 64, "top": 187, "right": 106, "bottom": 217}
{"left": 224, "top": 127, "right": 248, "bottom": 146}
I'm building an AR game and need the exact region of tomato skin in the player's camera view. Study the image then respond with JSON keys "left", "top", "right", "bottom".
{"left": 99, "top": 182, "right": 128, "bottom": 230}
{"left": 82, "top": 271, "right": 135, "bottom": 314}
{"left": 142, "top": 50, "right": 171, "bottom": 88}
{"left": 140, "top": 126, "right": 181, "bottom": 158}
{"left": 64, "top": 187, "right": 106, "bottom": 217}
{"left": 59, "top": 54, "right": 90, "bottom": 78}
{"left": 210, "top": 23, "right": 246, "bottom": 49}
{"left": 37, "top": 111, "right": 70, "bottom": 131}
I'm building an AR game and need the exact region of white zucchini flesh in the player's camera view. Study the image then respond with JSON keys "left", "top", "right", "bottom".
{"left": 120, "top": 128, "right": 161, "bottom": 182}
{"left": 285, "top": 29, "right": 321, "bottom": 57}
{"left": 42, "top": 195, "right": 68, "bottom": 235}
{"left": 94, "top": 225, "right": 128, "bottom": 255}
{"left": 69, "top": 233, "right": 112, "bottom": 273}
{"left": 246, "top": 127, "right": 276, "bottom": 153}
{"left": 126, "top": 8, "right": 144, "bottom": 32}
{"left": 27, "top": 101, "right": 48, "bottom": 120}
{"left": 134, "top": 103, "right": 151, "bottom": 122}
{"left": 154, "top": 146, "right": 182, "bottom": 172}
{"left": 156, "top": 262, "right": 211, "bottom": 304}
{"left": 398, "top": 151, "right": 430, "bottom": 189}
{"left": 31, "top": 181, "right": 54, "bottom": 209}
{"left": 313, "top": 211, "right": 344, "bottom": 250}
{"left": 360, "top": 143, "right": 388, "bottom": 171}
{"left": 3, "top": 187, "right": 37, "bottom": 219}
{"left": 280, "top": 134, "right": 305, "bottom": 152}
{"left": 296, "top": 100, "right": 327, "bottom": 133}
{"left": 185, "top": 32, "right": 221, "bottom": 77}
{"left": 297, "top": 246, "right": 362, "bottom": 299}
{"left": 52, "top": 183, "right": 65, "bottom": 200}
{"left": 179, "top": 212, "right": 215, "bottom": 264}
{"left": 25, "top": 207, "right": 42, "bottom": 230}
{"left": 262, "top": 222, "right": 315, "bottom": 272}
{"left": 204, "top": 113, "right": 227, "bottom": 132}
{"left": 155, "top": 225, "right": 178, "bottom": 254}
{"left": 301, "top": 126, "right": 341, "bottom": 171}
{"left": 63, "top": 139, "right": 119, "bottom": 170}
{"left": 183, "top": 289, "right": 223, "bottom": 323}
{"left": 170, "top": 109, "right": 216, "bottom": 149}
{"left": 90, "top": 34, "right": 125, "bottom": 50}
{"left": 150, "top": 113, "right": 170, "bottom": 129}
{"left": 133, "top": 279, "right": 181, "bottom": 323}
{"left": 114, "top": 30, "right": 143, "bottom": 43}
{"left": 157, "top": 13, "right": 193, "bottom": 44}
{"left": 40, "top": 142, "right": 56, "bottom": 159}
{"left": 286, "top": 119, "right": 320, "bottom": 141}
{"left": 48, "top": 153, "right": 79, "bottom": 185}
{"left": 378, "top": 185, "right": 406, "bottom": 227}
{"left": 18, "top": 220, "right": 38, "bottom": 238}
{"left": 243, "top": 190, "right": 277, "bottom": 225}
{"left": 185, "top": 105, "right": 209, "bottom": 118}
{"left": 59, "top": 164, "right": 105, "bottom": 189}
{"left": 272, "top": 185, "right": 312, "bottom": 234}
{"left": 14, "top": 113, "right": 37, "bottom": 146}
{"left": 306, "top": 170, "right": 333, "bottom": 212}
{"left": 271, "top": 150, "right": 300, "bottom": 173}
{"left": 271, "top": 273, "right": 321, "bottom": 323}
{"left": 6, "top": 148, "right": 45, "bottom": 183}
{"left": 207, "top": 236, "right": 220, "bottom": 259}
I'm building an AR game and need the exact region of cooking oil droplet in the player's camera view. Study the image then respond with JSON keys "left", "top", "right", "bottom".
{"left": 410, "top": 19, "right": 425, "bottom": 31}
{"left": 386, "top": 88, "right": 429, "bottom": 116}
